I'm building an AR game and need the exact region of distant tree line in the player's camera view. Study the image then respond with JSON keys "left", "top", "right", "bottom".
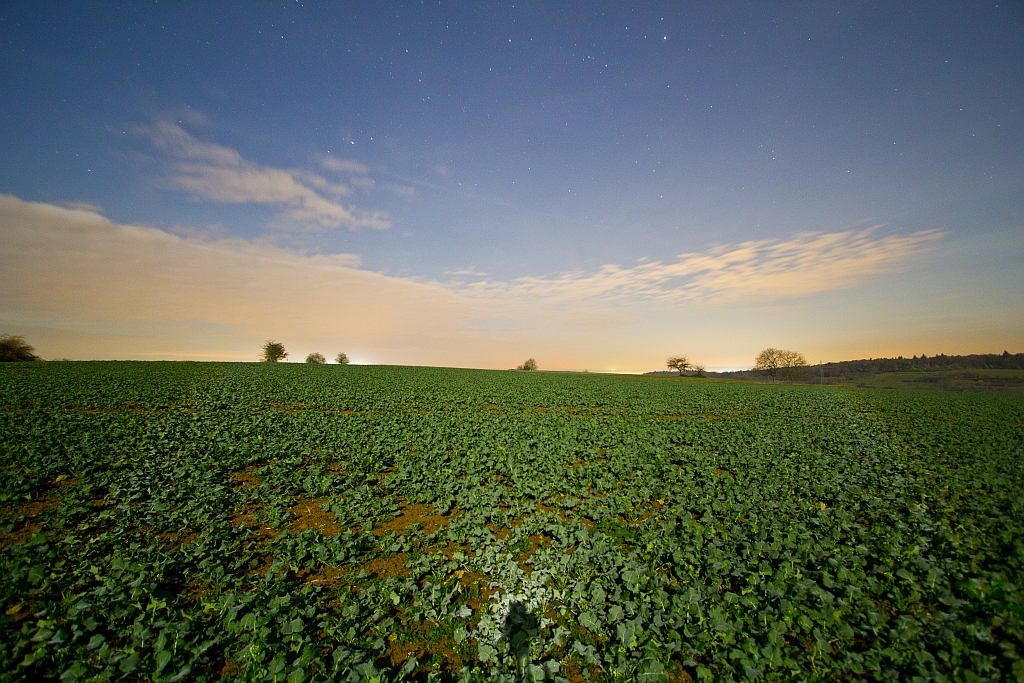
{"left": 710, "top": 350, "right": 1024, "bottom": 382}
{"left": 815, "top": 351, "right": 1024, "bottom": 377}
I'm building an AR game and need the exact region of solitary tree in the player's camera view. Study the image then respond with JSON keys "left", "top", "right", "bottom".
{"left": 666, "top": 356, "right": 691, "bottom": 375}
{"left": 754, "top": 347, "right": 807, "bottom": 382}
{"left": 261, "top": 340, "right": 287, "bottom": 362}
{"left": 305, "top": 352, "right": 326, "bottom": 364}
{"left": 754, "top": 348, "right": 783, "bottom": 382}
{"left": 335, "top": 352, "right": 349, "bottom": 365}
{"left": 517, "top": 358, "right": 538, "bottom": 371}
{"left": 0, "top": 335, "right": 40, "bottom": 362}
{"left": 693, "top": 364, "right": 706, "bottom": 378}
{"left": 779, "top": 350, "right": 809, "bottom": 382}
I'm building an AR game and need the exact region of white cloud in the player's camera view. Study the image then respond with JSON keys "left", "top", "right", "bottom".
{"left": 294, "top": 171, "right": 351, "bottom": 197}
{"left": 136, "top": 121, "right": 388, "bottom": 230}
{"left": 455, "top": 227, "right": 944, "bottom": 308}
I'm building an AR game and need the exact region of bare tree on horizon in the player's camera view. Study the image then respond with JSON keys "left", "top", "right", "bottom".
{"left": 667, "top": 356, "right": 691, "bottom": 375}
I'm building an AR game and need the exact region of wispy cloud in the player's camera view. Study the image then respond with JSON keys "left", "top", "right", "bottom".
{"left": 136, "top": 121, "right": 389, "bottom": 230}
{"left": 446, "top": 266, "right": 489, "bottom": 277}
{"left": 455, "top": 227, "right": 944, "bottom": 307}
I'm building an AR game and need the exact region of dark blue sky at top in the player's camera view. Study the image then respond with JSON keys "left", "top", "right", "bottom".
{"left": 1, "top": 1, "right": 1021, "bottom": 280}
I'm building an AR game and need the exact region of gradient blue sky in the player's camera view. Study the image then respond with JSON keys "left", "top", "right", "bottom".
{"left": 1, "top": 2, "right": 1022, "bottom": 371}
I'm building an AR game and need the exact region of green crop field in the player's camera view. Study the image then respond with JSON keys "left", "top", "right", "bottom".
{"left": 1, "top": 362, "right": 1022, "bottom": 683}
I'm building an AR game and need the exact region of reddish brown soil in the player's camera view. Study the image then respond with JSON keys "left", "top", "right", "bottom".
{"left": 489, "top": 515, "right": 524, "bottom": 541}
{"left": 0, "top": 492, "right": 62, "bottom": 548}
{"left": 516, "top": 533, "right": 552, "bottom": 574}
{"left": 219, "top": 658, "right": 244, "bottom": 678}
{"left": 229, "top": 470, "right": 261, "bottom": 489}
{"left": 435, "top": 541, "right": 475, "bottom": 559}
{"left": 229, "top": 502, "right": 279, "bottom": 540}
{"left": 563, "top": 659, "right": 607, "bottom": 683}
{"left": 288, "top": 498, "right": 343, "bottom": 536}
{"left": 381, "top": 632, "right": 465, "bottom": 674}
{"left": 156, "top": 529, "right": 197, "bottom": 548}
{"left": 374, "top": 503, "right": 449, "bottom": 537}
{"left": 452, "top": 570, "right": 494, "bottom": 610}
{"left": 359, "top": 554, "right": 411, "bottom": 579}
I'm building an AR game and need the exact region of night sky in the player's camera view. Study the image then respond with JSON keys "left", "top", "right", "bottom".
{"left": 1, "top": 2, "right": 1021, "bottom": 370}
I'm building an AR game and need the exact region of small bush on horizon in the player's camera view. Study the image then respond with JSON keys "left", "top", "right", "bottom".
{"left": 335, "top": 352, "right": 349, "bottom": 365}
{"left": 305, "top": 352, "right": 326, "bottom": 364}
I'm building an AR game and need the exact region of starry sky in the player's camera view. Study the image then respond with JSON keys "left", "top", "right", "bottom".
{"left": 1, "top": 2, "right": 1022, "bottom": 371}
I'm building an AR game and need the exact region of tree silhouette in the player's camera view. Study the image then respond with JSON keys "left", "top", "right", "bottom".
{"left": 754, "top": 348, "right": 807, "bottom": 382}
{"left": 261, "top": 340, "right": 287, "bottom": 362}
{"left": 666, "top": 356, "right": 690, "bottom": 375}
{"left": 0, "top": 335, "right": 40, "bottom": 362}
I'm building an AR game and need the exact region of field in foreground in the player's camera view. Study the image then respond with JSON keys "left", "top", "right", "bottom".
{"left": 1, "top": 363, "right": 1022, "bottom": 683}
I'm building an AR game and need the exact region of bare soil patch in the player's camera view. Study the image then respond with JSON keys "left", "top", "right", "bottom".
{"left": 374, "top": 502, "right": 448, "bottom": 537}
{"left": 489, "top": 515, "right": 525, "bottom": 541}
{"left": 229, "top": 503, "right": 277, "bottom": 540}
{"left": 358, "top": 554, "right": 411, "bottom": 579}
{"left": 229, "top": 470, "right": 261, "bottom": 489}
{"left": 381, "top": 631, "right": 465, "bottom": 675}
{"left": 0, "top": 493, "right": 62, "bottom": 548}
{"left": 435, "top": 541, "right": 474, "bottom": 560}
{"left": 452, "top": 570, "right": 494, "bottom": 610}
{"left": 516, "top": 533, "right": 552, "bottom": 574}
{"left": 156, "top": 529, "right": 197, "bottom": 549}
{"left": 288, "top": 498, "right": 343, "bottom": 536}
